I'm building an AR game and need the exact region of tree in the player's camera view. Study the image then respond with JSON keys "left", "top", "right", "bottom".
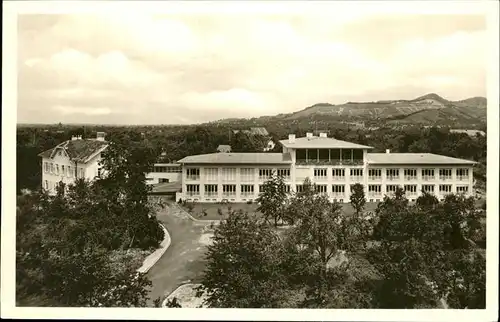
{"left": 256, "top": 173, "right": 288, "bottom": 226}
{"left": 350, "top": 183, "right": 366, "bottom": 216}
{"left": 197, "top": 210, "right": 287, "bottom": 308}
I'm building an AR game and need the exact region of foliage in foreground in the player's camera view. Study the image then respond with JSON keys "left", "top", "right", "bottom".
{"left": 198, "top": 181, "right": 486, "bottom": 309}
{"left": 16, "top": 138, "right": 164, "bottom": 307}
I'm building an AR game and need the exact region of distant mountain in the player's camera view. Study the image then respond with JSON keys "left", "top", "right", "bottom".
{"left": 212, "top": 93, "right": 486, "bottom": 128}
{"left": 285, "top": 93, "right": 485, "bottom": 121}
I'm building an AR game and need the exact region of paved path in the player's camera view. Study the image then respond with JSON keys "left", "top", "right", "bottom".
{"left": 146, "top": 203, "right": 212, "bottom": 306}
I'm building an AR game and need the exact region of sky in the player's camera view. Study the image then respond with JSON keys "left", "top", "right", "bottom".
{"left": 16, "top": 3, "right": 488, "bottom": 125}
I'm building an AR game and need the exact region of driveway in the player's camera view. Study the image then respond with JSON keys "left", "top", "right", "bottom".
{"left": 146, "top": 202, "right": 213, "bottom": 306}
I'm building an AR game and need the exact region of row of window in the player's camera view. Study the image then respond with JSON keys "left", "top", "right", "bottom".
{"left": 366, "top": 184, "right": 464, "bottom": 194}
{"left": 43, "top": 162, "right": 86, "bottom": 178}
{"left": 43, "top": 180, "right": 69, "bottom": 192}
{"left": 185, "top": 167, "right": 470, "bottom": 181}
{"left": 186, "top": 168, "right": 292, "bottom": 181}
{"left": 185, "top": 184, "right": 469, "bottom": 196}
{"left": 152, "top": 166, "right": 182, "bottom": 173}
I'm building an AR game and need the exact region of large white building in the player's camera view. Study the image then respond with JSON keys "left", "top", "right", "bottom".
{"left": 175, "top": 132, "right": 476, "bottom": 203}
{"left": 38, "top": 132, "right": 108, "bottom": 195}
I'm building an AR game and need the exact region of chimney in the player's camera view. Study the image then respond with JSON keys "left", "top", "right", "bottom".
{"left": 96, "top": 132, "right": 106, "bottom": 141}
{"left": 386, "top": 149, "right": 390, "bottom": 154}
{"left": 306, "top": 132, "right": 313, "bottom": 138}
{"left": 319, "top": 132, "right": 327, "bottom": 138}
{"left": 71, "top": 136, "right": 78, "bottom": 141}
{"left": 288, "top": 134, "right": 296, "bottom": 143}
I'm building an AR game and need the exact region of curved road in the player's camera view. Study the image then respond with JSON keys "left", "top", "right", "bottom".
{"left": 146, "top": 203, "right": 211, "bottom": 306}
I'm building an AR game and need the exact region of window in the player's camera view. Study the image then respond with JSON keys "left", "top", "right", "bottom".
{"left": 205, "top": 184, "right": 218, "bottom": 197}
{"left": 404, "top": 184, "right": 417, "bottom": 194}
{"left": 154, "top": 166, "right": 166, "bottom": 173}
{"left": 456, "top": 185, "right": 469, "bottom": 193}
{"left": 386, "top": 169, "right": 399, "bottom": 180}
{"left": 404, "top": 168, "right": 417, "bottom": 180}
{"left": 187, "top": 168, "right": 200, "bottom": 180}
{"left": 319, "top": 149, "right": 329, "bottom": 161}
{"left": 439, "top": 184, "right": 452, "bottom": 193}
{"left": 284, "top": 185, "right": 291, "bottom": 193}
{"left": 204, "top": 168, "right": 218, "bottom": 182}
{"left": 241, "top": 184, "right": 254, "bottom": 195}
{"left": 332, "top": 185, "right": 345, "bottom": 194}
{"left": 97, "top": 168, "right": 101, "bottom": 178}
{"left": 456, "top": 168, "right": 469, "bottom": 180}
{"left": 350, "top": 168, "right": 363, "bottom": 178}
{"left": 78, "top": 167, "right": 85, "bottom": 178}
{"left": 259, "top": 185, "right": 265, "bottom": 193}
{"left": 259, "top": 168, "right": 273, "bottom": 180}
{"left": 44, "top": 180, "right": 49, "bottom": 190}
{"left": 308, "top": 149, "right": 318, "bottom": 161}
{"left": 295, "top": 185, "right": 304, "bottom": 193}
{"left": 44, "top": 162, "right": 49, "bottom": 173}
{"left": 61, "top": 165, "right": 65, "bottom": 175}
{"left": 368, "top": 169, "right": 382, "bottom": 180}
{"left": 277, "top": 168, "right": 290, "bottom": 178}
{"left": 314, "top": 168, "right": 327, "bottom": 178}
{"left": 422, "top": 169, "right": 435, "bottom": 180}
{"left": 159, "top": 178, "right": 169, "bottom": 183}
{"left": 240, "top": 168, "right": 255, "bottom": 181}
{"left": 439, "top": 168, "right": 452, "bottom": 180}
{"left": 56, "top": 164, "right": 60, "bottom": 175}
{"left": 315, "top": 184, "right": 328, "bottom": 194}
{"left": 67, "top": 165, "right": 72, "bottom": 177}
{"left": 386, "top": 185, "right": 399, "bottom": 193}
{"left": 186, "top": 184, "right": 200, "bottom": 196}
{"left": 422, "top": 184, "right": 435, "bottom": 193}
{"left": 368, "top": 185, "right": 382, "bottom": 194}
{"left": 332, "top": 169, "right": 345, "bottom": 180}
{"left": 223, "top": 184, "right": 236, "bottom": 196}
{"left": 50, "top": 163, "right": 55, "bottom": 174}
{"left": 221, "top": 168, "right": 236, "bottom": 181}
{"left": 167, "top": 167, "right": 181, "bottom": 173}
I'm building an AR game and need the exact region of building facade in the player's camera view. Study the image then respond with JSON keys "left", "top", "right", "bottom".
{"left": 38, "top": 133, "right": 108, "bottom": 195}
{"left": 146, "top": 163, "right": 182, "bottom": 185}
{"left": 175, "top": 133, "right": 476, "bottom": 203}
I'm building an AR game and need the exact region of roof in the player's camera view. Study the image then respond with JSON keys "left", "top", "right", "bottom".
{"left": 367, "top": 153, "right": 478, "bottom": 165}
{"left": 154, "top": 163, "right": 180, "bottom": 167}
{"left": 450, "top": 129, "right": 486, "bottom": 136}
{"left": 178, "top": 152, "right": 292, "bottom": 164}
{"left": 217, "top": 145, "right": 232, "bottom": 152}
{"left": 233, "top": 127, "right": 269, "bottom": 136}
{"left": 280, "top": 136, "right": 373, "bottom": 149}
{"left": 38, "top": 139, "right": 108, "bottom": 163}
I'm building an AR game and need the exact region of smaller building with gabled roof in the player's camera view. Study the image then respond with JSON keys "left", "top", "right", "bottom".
{"left": 38, "top": 133, "right": 108, "bottom": 194}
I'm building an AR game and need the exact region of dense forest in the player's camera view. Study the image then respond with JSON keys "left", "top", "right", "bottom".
{"left": 17, "top": 122, "right": 487, "bottom": 194}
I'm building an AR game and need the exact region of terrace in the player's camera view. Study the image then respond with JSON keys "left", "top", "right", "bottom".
{"left": 295, "top": 148, "right": 364, "bottom": 166}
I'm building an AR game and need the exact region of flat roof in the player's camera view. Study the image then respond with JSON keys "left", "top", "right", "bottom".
{"left": 280, "top": 136, "right": 373, "bottom": 149}
{"left": 177, "top": 152, "right": 292, "bottom": 164}
{"left": 367, "top": 153, "right": 478, "bottom": 165}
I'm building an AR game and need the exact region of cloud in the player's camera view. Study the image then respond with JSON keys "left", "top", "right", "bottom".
{"left": 16, "top": 11, "right": 488, "bottom": 124}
